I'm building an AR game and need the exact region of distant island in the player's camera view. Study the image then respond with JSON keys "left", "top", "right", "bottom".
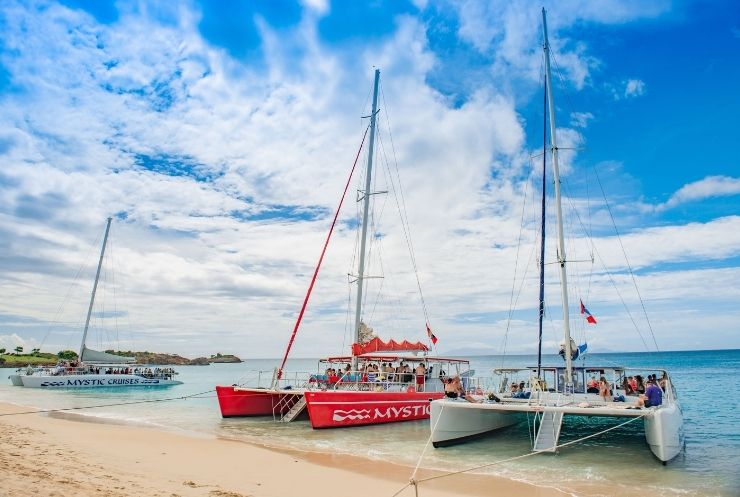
{"left": 0, "top": 347, "right": 242, "bottom": 368}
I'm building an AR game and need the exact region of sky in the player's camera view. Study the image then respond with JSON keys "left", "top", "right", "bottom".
{"left": 0, "top": 0, "right": 738, "bottom": 360}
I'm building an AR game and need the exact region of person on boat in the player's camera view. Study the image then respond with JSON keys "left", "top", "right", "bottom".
{"left": 444, "top": 377, "right": 459, "bottom": 398}
{"left": 587, "top": 376, "right": 599, "bottom": 393}
{"left": 438, "top": 368, "right": 447, "bottom": 383}
{"left": 635, "top": 375, "right": 646, "bottom": 394}
{"left": 510, "top": 382, "right": 519, "bottom": 395}
{"left": 628, "top": 376, "right": 638, "bottom": 393}
{"left": 415, "top": 363, "right": 426, "bottom": 391}
{"left": 402, "top": 364, "right": 413, "bottom": 383}
{"left": 659, "top": 372, "right": 668, "bottom": 391}
{"left": 636, "top": 378, "right": 663, "bottom": 408}
{"left": 622, "top": 377, "right": 634, "bottom": 395}
{"left": 598, "top": 376, "right": 611, "bottom": 402}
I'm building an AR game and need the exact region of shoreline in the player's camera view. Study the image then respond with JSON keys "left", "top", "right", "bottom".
{"left": 0, "top": 400, "right": 569, "bottom": 497}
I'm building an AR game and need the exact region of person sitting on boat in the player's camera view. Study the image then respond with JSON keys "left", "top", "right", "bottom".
{"left": 622, "top": 377, "right": 634, "bottom": 395}
{"left": 415, "top": 363, "right": 426, "bottom": 392}
{"left": 510, "top": 382, "right": 518, "bottom": 395}
{"left": 587, "top": 376, "right": 599, "bottom": 393}
{"left": 636, "top": 378, "right": 663, "bottom": 408}
{"left": 446, "top": 376, "right": 482, "bottom": 403}
{"left": 635, "top": 375, "right": 645, "bottom": 394}
{"left": 628, "top": 376, "right": 638, "bottom": 393}
{"left": 444, "top": 377, "right": 459, "bottom": 398}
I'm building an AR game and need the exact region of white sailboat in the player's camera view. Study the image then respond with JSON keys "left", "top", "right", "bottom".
{"left": 9, "top": 218, "right": 182, "bottom": 388}
{"left": 428, "top": 9, "right": 684, "bottom": 463}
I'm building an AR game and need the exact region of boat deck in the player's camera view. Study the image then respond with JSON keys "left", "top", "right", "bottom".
{"left": 440, "top": 397, "right": 655, "bottom": 418}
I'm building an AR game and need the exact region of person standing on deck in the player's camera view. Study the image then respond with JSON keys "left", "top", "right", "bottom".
{"left": 415, "top": 363, "right": 426, "bottom": 392}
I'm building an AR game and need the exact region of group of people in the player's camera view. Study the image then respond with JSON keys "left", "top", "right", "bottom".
{"left": 43, "top": 363, "right": 176, "bottom": 380}
{"left": 509, "top": 381, "right": 531, "bottom": 399}
{"left": 586, "top": 372, "right": 666, "bottom": 407}
{"left": 318, "top": 361, "right": 434, "bottom": 391}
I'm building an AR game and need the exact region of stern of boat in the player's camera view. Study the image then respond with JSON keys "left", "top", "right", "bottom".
{"left": 644, "top": 403, "right": 684, "bottom": 462}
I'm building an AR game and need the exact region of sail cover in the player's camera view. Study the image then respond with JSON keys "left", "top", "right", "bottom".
{"left": 351, "top": 337, "right": 429, "bottom": 356}
{"left": 81, "top": 346, "right": 135, "bottom": 364}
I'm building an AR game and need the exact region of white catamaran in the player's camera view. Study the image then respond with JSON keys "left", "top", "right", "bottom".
{"left": 9, "top": 218, "right": 182, "bottom": 388}
{"left": 428, "top": 9, "right": 684, "bottom": 463}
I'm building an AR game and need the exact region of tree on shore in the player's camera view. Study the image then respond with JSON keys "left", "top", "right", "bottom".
{"left": 0, "top": 348, "right": 6, "bottom": 355}
{"left": 14, "top": 346, "right": 23, "bottom": 355}
{"left": 57, "top": 350, "right": 79, "bottom": 360}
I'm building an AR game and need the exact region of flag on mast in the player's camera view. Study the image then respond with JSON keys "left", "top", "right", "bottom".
{"left": 580, "top": 299, "right": 597, "bottom": 324}
{"left": 426, "top": 323, "right": 438, "bottom": 345}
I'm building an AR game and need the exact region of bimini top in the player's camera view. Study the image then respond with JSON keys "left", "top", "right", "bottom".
{"left": 322, "top": 354, "right": 469, "bottom": 364}
{"left": 351, "top": 337, "right": 429, "bottom": 356}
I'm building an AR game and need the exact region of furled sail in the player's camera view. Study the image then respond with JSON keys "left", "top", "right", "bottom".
{"left": 80, "top": 346, "right": 135, "bottom": 364}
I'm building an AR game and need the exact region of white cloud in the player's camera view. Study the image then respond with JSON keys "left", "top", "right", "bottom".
{"left": 0, "top": 0, "right": 737, "bottom": 359}
{"left": 300, "top": 0, "right": 329, "bottom": 16}
{"left": 624, "top": 78, "right": 646, "bottom": 98}
{"left": 657, "top": 176, "right": 740, "bottom": 211}
{"left": 570, "top": 111, "right": 594, "bottom": 128}
{"left": 449, "top": 0, "right": 670, "bottom": 91}
{"left": 0, "top": 334, "right": 41, "bottom": 352}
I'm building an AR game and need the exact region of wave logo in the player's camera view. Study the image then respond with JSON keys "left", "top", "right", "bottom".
{"left": 332, "top": 409, "right": 371, "bottom": 422}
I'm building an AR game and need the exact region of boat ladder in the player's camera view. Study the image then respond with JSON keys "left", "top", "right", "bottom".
{"left": 533, "top": 411, "right": 564, "bottom": 453}
{"left": 280, "top": 395, "right": 307, "bottom": 423}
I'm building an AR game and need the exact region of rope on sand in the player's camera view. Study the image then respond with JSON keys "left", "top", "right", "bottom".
{"left": 394, "top": 408, "right": 648, "bottom": 495}
{"left": 0, "top": 388, "right": 216, "bottom": 417}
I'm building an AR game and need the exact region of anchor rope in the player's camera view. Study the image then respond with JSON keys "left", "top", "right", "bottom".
{"left": 393, "top": 407, "right": 648, "bottom": 495}
{"left": 0, "top": 388, "right": 216, "bottom": 417}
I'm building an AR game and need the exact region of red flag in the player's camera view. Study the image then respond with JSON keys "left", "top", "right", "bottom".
{"left": 580, "top": 299, "right": 597, "bottom": 324}
{"left": 426, "top": 323, "right": 438, "bottom": 345}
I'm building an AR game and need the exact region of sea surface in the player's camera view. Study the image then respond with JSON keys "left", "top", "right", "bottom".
{"left": 2, "top": 349, "right": 738, "bottom": 496}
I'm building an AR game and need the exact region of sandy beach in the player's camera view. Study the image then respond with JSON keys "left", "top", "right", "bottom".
{"left": 0, "top": 401, "right": 569, "bottom": 497}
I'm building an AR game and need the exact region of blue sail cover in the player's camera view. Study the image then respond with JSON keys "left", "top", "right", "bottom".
{"left": 573, "top": 342, "right": 588, "bottom": 360}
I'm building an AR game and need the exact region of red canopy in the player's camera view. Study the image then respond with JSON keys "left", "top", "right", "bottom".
{"left": 351, "top": 337, "right": 429, "bottom": 356}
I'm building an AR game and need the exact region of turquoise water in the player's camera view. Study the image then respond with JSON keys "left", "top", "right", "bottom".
{"left": 2, "top": 349, "right": 738, "bottom": 496}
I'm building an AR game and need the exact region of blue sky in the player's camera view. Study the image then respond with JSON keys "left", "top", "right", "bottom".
{"left": 0, "top": 0, "right": 738, "bottom": 358}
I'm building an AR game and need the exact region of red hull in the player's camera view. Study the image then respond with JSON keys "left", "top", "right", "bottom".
{"left": 216, "top": 385, "right": 288, "bottom": 417}
{"left": 304, "top": 390, "right": 444, "bottom": 428}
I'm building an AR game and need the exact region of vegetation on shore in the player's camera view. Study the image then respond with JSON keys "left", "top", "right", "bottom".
{"left": 0, "top": 347, "right": 242, "bottom": 367}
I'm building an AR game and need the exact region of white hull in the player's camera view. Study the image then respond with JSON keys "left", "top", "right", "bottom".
{"left": 430, "top": 399, "right": 521, "bottom": 446}
{"left": 430, "top": 397, "right": 684, "bottom": 462}
{"left": 644, "top": 401, "right": 684, "bottom": 462}
{"left": 13, "top": 373, "right": 182, "bottom": 388}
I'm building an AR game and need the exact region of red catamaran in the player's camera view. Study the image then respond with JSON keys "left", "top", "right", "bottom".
{"left": 216, "top": 69, "right": 472, "bottom": 428}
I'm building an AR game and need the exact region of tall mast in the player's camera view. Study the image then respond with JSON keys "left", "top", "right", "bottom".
{"left": 542, "top": 9, "right": 574, "bottom": 388}
{"left": 79, "top": 217, "right": 112, "bottom": 360}
{"left": 352, "top": 68, "right": 380, "bottom": 370}
{"left": 537, "top": 81, "right": 547, "bottom": 379}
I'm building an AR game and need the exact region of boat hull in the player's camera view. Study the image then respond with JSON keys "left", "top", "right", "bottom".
{"left": 15, "top": 374, "right": 182, "bottom": 388}
{"left": 644, "top": 402, "right": 684, "bottom": 462}
{"left": 430, "top": 399, "right": 521, "bottom": 446}
{"left": 8, "top": 374, "right": 24, "bottom": 386}
{"left": 216, "top": 385, "right": 296, "bottom": 417}
{"left": 304, "top": 390, "right": 444, "bottom": 428}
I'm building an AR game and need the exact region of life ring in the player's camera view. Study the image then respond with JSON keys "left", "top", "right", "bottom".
{"left": 407, "top": 385, "right": 416, "bottom": 393}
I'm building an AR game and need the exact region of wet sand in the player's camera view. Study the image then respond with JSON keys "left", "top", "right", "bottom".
{"left": 0, "top": 401, "right": 567, "bottom": 497}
